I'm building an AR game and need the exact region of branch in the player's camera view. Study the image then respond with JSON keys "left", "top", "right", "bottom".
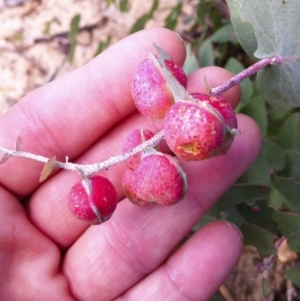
{"left": 0, "top": 131, "right": 164, "bottom": 177}
{"left": 210, "top": 56, "right": 283, "bottom": 96}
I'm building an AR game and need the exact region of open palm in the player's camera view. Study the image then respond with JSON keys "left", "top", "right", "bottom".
{"left": 0, "top": 28, "right": 260, "bottom": 301}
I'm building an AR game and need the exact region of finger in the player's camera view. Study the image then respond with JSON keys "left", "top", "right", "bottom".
{"left": 0, "top": 28, "right": 186, "bottom": 197}
{"left": 118, "top": 221, "right": 243, "bottom": 301}
{"left": 27, "top": 66, "right": 243, "bottom": 248}
{"left": 62, "top": 114, "right": 261, "bottom": 301}
{"left": 0, "top": 186, "right": 73, "bottom": 300}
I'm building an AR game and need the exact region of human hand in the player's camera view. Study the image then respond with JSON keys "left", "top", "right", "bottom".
{"left": 0, "top": 28, "right": 261, "bottom": 301}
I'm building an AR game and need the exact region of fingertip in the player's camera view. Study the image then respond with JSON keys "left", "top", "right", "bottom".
{"left": 235, "top": 113, "right": 262, "bottom": 163}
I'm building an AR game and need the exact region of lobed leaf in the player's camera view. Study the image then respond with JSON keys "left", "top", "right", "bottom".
{"left": 237, "top": 153, "right": 270, "bottom": 186}
{"left": 226, "top": 0, "right": 257, "bottom": 60}
{"left": 236, "top": 200, "right": 280, "bottom": 234}
{"left": 277, "top": 113, "right": 300, "bottom": 151}
{"left": 241, "top": 223, "right": 277, "bottom": 258}
{"left": 269, "top": 185, "right": 300, "bottom": 214}
{"left": 279, "top": 150, "right": 300, "bottom": 182}
{"left": 261, "top": 139, "right": 286, "bottom": 172}
{"left": 272, "top": 175, "right": 300, "bottom": 208}
{"left": 240, "top": 95, "right": 267, "bottom": 136}
{"left": 273, "top": 212, "right": 300, "bottom": 253}
{"left": 217, "top": 184, "right": 270, "bottom": 211}
{"left": 227, "top": 0, "right": 300, "bottom": 110}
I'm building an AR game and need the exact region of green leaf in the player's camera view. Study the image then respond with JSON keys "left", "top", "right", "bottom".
{"left": 210, "top": 23, "right": 238, "bottom": 44}
{"left": 68, "top": 14, "right": 81, "bottom": 63}
{"left": 196, "top": 1, "right": 214, "bottom": 26}
{"left": 222, "top": 207, "right": 245, "bottom": 228}
{"left": 240, "top": 95, "right": 267, "bottom": 136}
{"left": 237, "top": 153, "right": 270, "bottom": 186}
{"left": 262, "top": 278, "right": 272, "bottom": 297}
{"left": 217, "top": 184, "right": 270, "bottom": 211}
{"left": 273, "top": 212, "right": 300, "bottom": 252}
{"left": 130, "top": 0, "right": 158, "bottom": 33}
{"left": 279, "top": 150, "right": 300, "bottom": 182}
{"left": 225, "top": 58, "right": 253, "bottom": 110}
{"left": 257, "top": 62, "right": 300, "bottom": 111}
{"left": 285, "top": 268, "right": 300, "bottom": 288}
{"left": 239, "top": 1, "right": 300, "bottom": 59}
{"left": 106, "top": 0, "right": 115, "bottom": 7}
{"left": 94, "top": 36, "right": 112, "bottom": 57}
{"left": 261, "top": 139, "right": 286, "bottom": 172}
{"left": 241, "top": 223, "right": 277, "bottom": 258}
{"left": 269, "top": 185, "right": 300, "bottom": 214}
{"left": 266, "top": 103, "right": 288, "bottom": 140}
{"left": 164, "top": 2, "right": 182, "bottom": 30}
{"left": 272, "top": 175, "right": 300, "bottom": 208}
{"left": 226, "top": 0, "right": 258, "bottom": 60}
{"left": 119, "top": 0, "right": 129, "bottom": 12}
{"left": 183, "top": 44, "right": 199, "bottom": 74}
{"left": 130, "top": 14, "right": 150, "bottom": 33}
{"left": 277, "top": 113, "right": 300, "bottom": 151}
{"left": 244, "top": 1, "right": 300, "bottom": 110}
{"left": 198, "top": 39, "right": 214, "bottom": 67}
{"left": 227, "top": 1, "right": 300, "bottom": 110}
{"left": 149, "top": 0, "right": 159, "bottom": 15}
{"left": 236, "top": 200, "right": 280, "bottom": 234}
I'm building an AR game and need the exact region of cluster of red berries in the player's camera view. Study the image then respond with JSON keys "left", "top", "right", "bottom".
{"left": 68, "top": 47, "right": 238, "bottom": 224}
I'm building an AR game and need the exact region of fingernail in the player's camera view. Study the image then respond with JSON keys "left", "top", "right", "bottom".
{"left": 224, "top": 221, "right": 244, "bottom": 247}
{"left": 173, "top": 31, "right": 184, "bottom": 45}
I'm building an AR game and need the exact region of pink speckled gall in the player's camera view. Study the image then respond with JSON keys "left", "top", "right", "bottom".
{"left": 163, "top": 100, "right": 229, "bottom": 161}
{"left": 123, "top": 152, "right": 187, "bottom": 206}
{"left": 68, "top": 175, "right": 118, "bottom": 224}
{"left": 122, "top": 128, "right": 155, "bottom": 170}
{"left": 131, "top": 56, "right": 187, "bottom": 119}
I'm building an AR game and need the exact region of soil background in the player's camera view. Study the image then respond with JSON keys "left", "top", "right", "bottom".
{"left": 0, "top": 1, "right": 299, "bottom": 301}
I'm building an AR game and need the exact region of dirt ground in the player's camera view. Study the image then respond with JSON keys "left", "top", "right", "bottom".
{"left": 0, "top": 1, "right": 299, "bottom": 300}
{"left": 0, "top": 0, "right": 189, "bottom": 113}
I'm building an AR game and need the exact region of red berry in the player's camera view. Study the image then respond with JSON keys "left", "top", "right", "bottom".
{"left": 131, "top": 56, "right": 187, "bottom": 119}
{"left": 191, "top": 93, "right": 238, "bottom": 154}
{"left": 121, "top": 169, "right": 149, "bottom": 206}
{"left": 122, "top": 152, "right": 187, "bottom": 206}
{"left": 68, "top": 175, "right": 118, "bottom": 224}
{"left": 122, "top": 128, "right": 154, "bottom": 170}
{"left": 191, "top": 93, "right": 237, "bottom": 129}
{"left": 163, "top": 100, "right": 229, "bottom": 161}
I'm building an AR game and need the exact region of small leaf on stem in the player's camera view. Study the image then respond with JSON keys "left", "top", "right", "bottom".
{"left": 0, "top": 153, "right": 11, "bottom": 164}
{"left": 39, "top": 156, "right": 56, "bottom": 182}
{"left": 152, "top": 43, "right": 191, "bottom": 102}
{"left": 14, "top": 136, "right": 22, "bottom": 151}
